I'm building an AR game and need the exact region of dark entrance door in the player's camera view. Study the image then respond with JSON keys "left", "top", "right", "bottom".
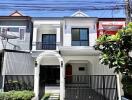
{"left": 65, "top": 64, "right": 72, "bottom": 83}
{"left": 39, "top": 65, "right": 60, "bottom": 99}
{"left": 42, "top": 34, "right": 56, "bottom": 50}
{"left": 40, "top": 65, "right": 60, "bottom": 86}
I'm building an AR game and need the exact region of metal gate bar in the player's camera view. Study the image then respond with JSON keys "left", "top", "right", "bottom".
{"left": 65, "top": 75, "right": 118, "bottom": 100}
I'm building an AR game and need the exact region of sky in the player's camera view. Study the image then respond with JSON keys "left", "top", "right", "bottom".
{"left": 0, "top": 0, "right": 126, "bottom": 18}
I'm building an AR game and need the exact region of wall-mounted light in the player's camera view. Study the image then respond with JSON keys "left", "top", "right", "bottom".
{"left": 35, "top": 61, "right": 38, "bottom": 67}
{"left": 61, "top": 61, "right": 63, "bottom": 67}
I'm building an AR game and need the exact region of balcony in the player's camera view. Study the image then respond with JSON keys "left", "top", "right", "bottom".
{"left": 36, "top": 42, "right": 56, "bottom": 50}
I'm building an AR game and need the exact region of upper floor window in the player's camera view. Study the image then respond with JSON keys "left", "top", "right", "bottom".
{"left": 36, "top": 34, "right": 56, "bottom": 50}
{"left": 42, "top": 34, "right": 56, "bottom": 50}
{"left": 0, "top": 27, "right": 25, "bottom": 40}
{"left": 71, "top": 28, "right": 89, "bottom": 46}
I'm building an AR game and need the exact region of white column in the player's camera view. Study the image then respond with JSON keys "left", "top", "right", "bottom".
{"left": 32, "top": 27, "right": 38, "bottom": 50}
{"left": 60, "top": 60, "right": 65, "bottom": 100}
{"left": 34, "top": 64, "right": 40, "bottom": 100}
{"left": 56, "top": 27, "right": 60, "bottom": 51}
{"left": 116, "top": 74, "right": 122, "bottom": 100}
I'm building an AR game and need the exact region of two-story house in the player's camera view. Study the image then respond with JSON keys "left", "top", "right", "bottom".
{"left": 0, "top": 10, "right": 126, "bottom": 100}
{"left": 32, "top": 11, "right": 124, "bottom": 100}
{"left": 0, "top": 11, "right": 34, "bottom": 92}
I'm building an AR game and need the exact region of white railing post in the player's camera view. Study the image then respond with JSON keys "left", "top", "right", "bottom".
{"left": 60, "top": 60, "right": 65, "bottom": 100}
{"left": 34, "top": 63, "right": 40, "bottom": 100}
{"left": 32, "top": 27, "right": 38, "bottom": 50}
{"left": 116, "top": 74, "right": 122, "bottom": 100}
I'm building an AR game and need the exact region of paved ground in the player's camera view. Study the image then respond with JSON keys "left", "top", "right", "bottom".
{"left": 65, "top": 87, "right": 108, "bottom": 100}
{"left": 45, "top": 86, "right": 60, "bottom": 93}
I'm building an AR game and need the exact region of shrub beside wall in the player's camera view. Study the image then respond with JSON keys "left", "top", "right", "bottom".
{"left": 0, "top": 90, "right": 34, "bottom": 100}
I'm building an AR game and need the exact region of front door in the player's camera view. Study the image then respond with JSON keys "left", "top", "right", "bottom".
{"left": 40, "top": 65, "right": 60, "bottom": 86}
{"left": 65, "top": 64, "right": 72, "bottom": 83}
{"left": 42, "top": 34, "right": 56, "bottom": 50}
{"left": 39, "top": 65, "right": 60, "bottom": 99}
{"left": 66, "top": 64, "right": 72, "bottom": 76}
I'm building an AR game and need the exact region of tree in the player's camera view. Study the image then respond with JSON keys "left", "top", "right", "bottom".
{"left": 94, "top": 22, "right": 132, "bottom": 99}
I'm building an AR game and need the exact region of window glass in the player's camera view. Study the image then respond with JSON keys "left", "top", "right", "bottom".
{"left": 80, "top": 41, "right": 88, "bottom": 46}
{"left": 72, "top": 41, "right": 80, "bottom": 46}
{"left": 71, "top": 28, "right": 89, "bottom": 46}
{"left": 42, "top": 34, "right": 56, "bottom": 50}
{"left": 8, "top": 28, "right": 19, "bottom": 32}
{"left": 72, "top": 29, "right": 79, "bottom": 40}
{"left": 80, "top": 29, "right": 88, "bottom": 40}
{"left": 49, "top": 35, "right": 54, "bottom": 44}
{"left": 42, "top": 34, "right": 56, "bottom": 44}
{"left": 51, "top": 35, "right": 56, "bottom": 44}
{"left": 43, "top": 35, "right": 49, "bottom": 43}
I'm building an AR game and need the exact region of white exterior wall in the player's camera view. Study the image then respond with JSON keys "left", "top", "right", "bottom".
{"left": 63, "top": 55, "right": 115, "bottom": 75}
{"left": 32, "top": 20, "right": 61, "bottom": 50}
{"left": 62, "top": 18, "right": 97, "bottom": 46}
{"left": 71, "top": 63, "right": 88, "bottom": 75}
{"left": 39, "top": 56, "right": 60, "bottom": 65}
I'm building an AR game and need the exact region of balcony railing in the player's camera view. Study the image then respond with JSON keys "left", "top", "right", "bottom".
{"left": 36, "top": 42, "right": 56, "bottom": 50}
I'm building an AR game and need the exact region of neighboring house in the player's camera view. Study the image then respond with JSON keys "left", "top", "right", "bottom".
{"left": 0, "top": 10, "right": 126, "bottom": 100}
{"left": 97, "top": 18, "right": 126, "bottom": 37}
{"left": 0, "top": 11, "right": 34, "bottom": 93}
{"left": 0, "top": 11, "right": 32, "bottom": 50}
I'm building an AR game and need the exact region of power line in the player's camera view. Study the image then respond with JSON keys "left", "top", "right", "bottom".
{"left": 0, "top": 1, "right": 126, "bottom": 11}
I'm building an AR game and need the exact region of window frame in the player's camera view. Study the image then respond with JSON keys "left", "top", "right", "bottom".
{"left": 42, "top": 34, "right": 56, "bottom": 50}
{"left": 0, "top": 26, "right": 26, "bottom": 41}
{"left": 71, "top": 28, "right": 89, "bottom": 46}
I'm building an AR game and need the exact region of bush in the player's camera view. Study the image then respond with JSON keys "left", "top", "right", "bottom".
{"left": 0, "top": 90, "right": 34, "bottom": 100}
{"left": 42, "top": 93, "right": 51, "bottom": 100}
{"left": 122, "top": 75, "right": 132, "bottom": 99}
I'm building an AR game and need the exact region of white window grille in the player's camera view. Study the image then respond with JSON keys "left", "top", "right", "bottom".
{"left": 19, "top": 28, "right": 25, "bottom": 40}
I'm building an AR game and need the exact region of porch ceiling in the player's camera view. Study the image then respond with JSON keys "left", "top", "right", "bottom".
{"left": 59, "top": 46, "right": 101, "bottom": 56}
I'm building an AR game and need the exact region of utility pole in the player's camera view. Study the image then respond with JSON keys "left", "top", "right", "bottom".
{"left": 125, "top": 0, "right": 131, "bottom": 24}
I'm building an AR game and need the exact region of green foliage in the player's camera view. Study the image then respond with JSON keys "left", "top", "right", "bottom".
{"left": 94, "top": 22, "right": 132, "bottom": 74}
{"left": 121, "top": 75, "right": 132, "bottom": 99}
{"left": 0, "top": 90, "right": 34, "bottom": 100}
{"left": 42, "top": 93, "right": 51, "bottom": 100}
{"left": 96, "top": 31, "right": 121, "bottom": 44}
{"left": 94, "top": 23, "right": 132, "bottom": 99}
{"left": 96, "top": 34, "right": 108, "bottom": 43}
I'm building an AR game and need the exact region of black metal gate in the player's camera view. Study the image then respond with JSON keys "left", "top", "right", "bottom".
{"left": 39, "top": 80, "right": 45, "bottom": 100}
{"left": 0, "top": 75, "right": 3, "bottom": 90}
{"left": 65, "top": 75, "right": 118, "bottom": 100}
